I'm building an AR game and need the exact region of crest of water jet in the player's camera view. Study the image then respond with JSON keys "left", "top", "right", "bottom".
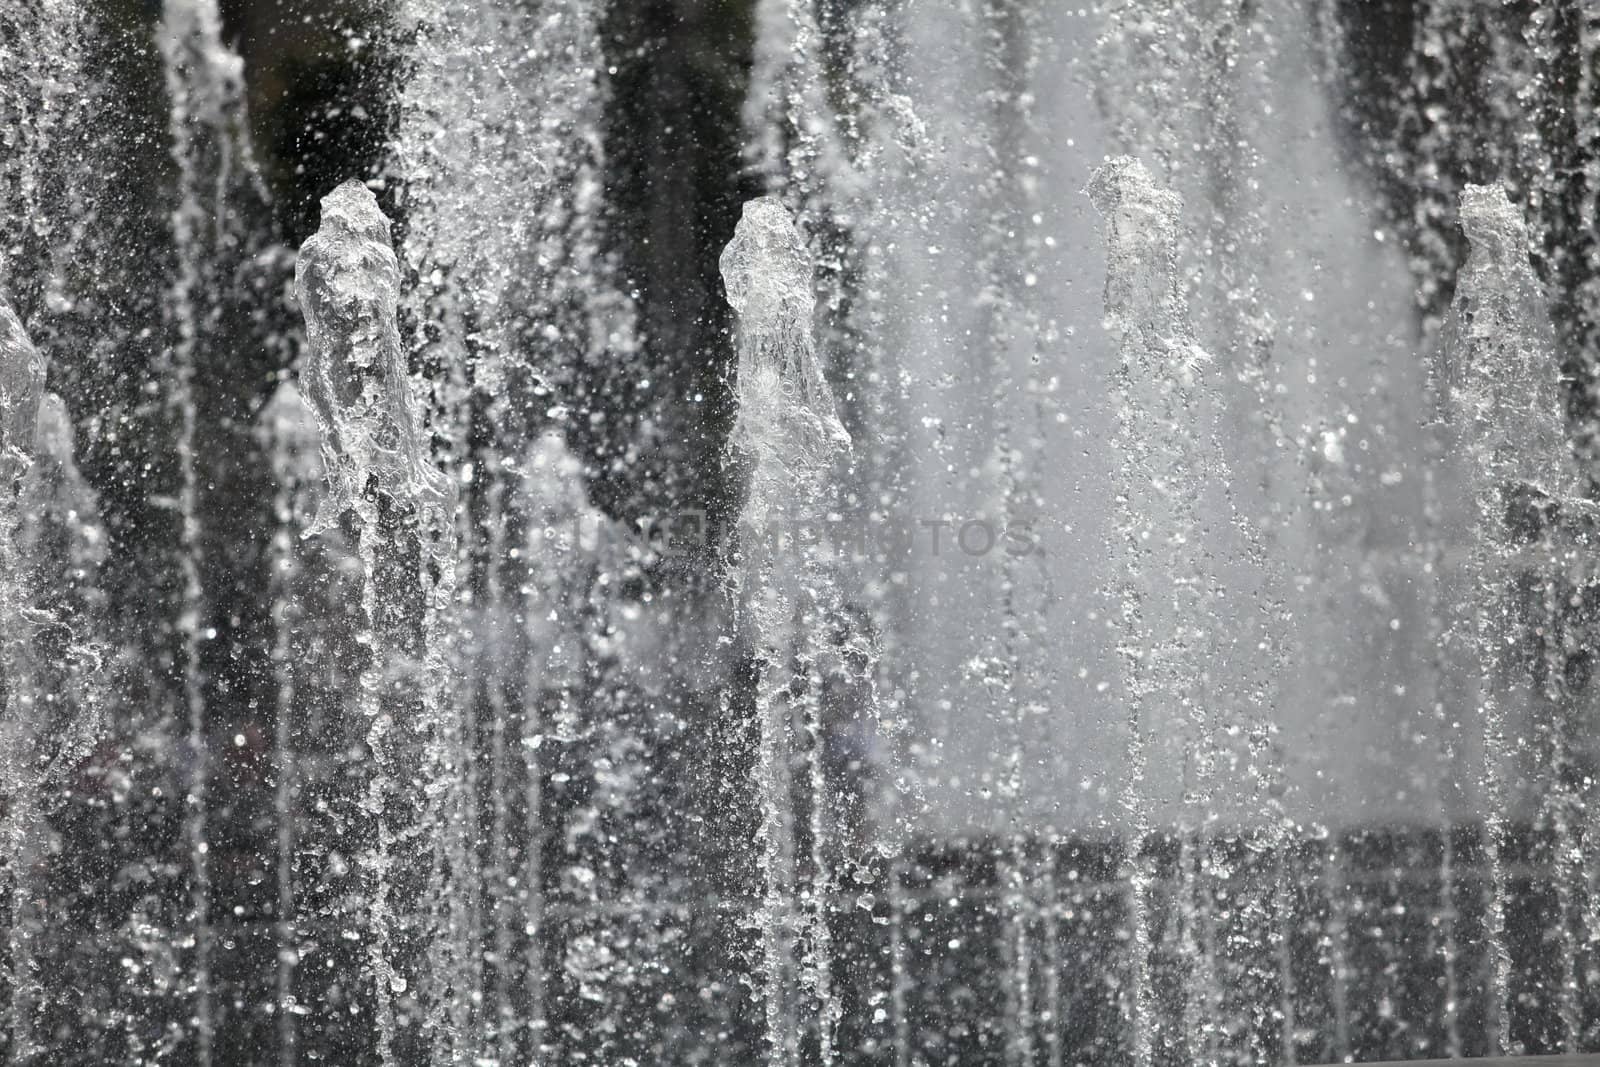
{"left": 1445, "top": 185, "right": 1570, "bottom": 480}
{"left": 724, "top": 199, "right": 852, "bottom": 469}
{"left": 1086, "top": 161, "right": 1190, "bottom": 358}
{"left": 296, "top": 178, "right": 456, "bottom": 1066}
{"left": 299, "top": 182, "right": 450, "bottom": 529}
{"left": 723, "top": 195, "right": 853, "bottom": 1066}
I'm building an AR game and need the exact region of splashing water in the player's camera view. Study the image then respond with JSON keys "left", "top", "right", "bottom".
{"left": 5, "top": 1, "right": 1600, "bottom": 1063}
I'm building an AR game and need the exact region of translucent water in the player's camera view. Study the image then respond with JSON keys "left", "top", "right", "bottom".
{"left": 1, "top": 0, "right": 1600, "bottom": 1062}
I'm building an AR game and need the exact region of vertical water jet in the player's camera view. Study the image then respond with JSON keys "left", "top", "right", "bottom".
{"left": 295, "top": 178, "right": 455, "bottom": 1065}
{"left": 1089, "top": 155, "right": 1243, "bottom": 1067}
{"left": 157, "top": 3, "right": 276, "bottom": 1056}
{"left": 258, "top": 378, "right": 326, "bottom": 1067}
{"left": 723, "top": 195, "right": 853, "bottom": 1066}
{"left": 0, "top": 292, "right": 46, "bottom": 1061}
{"left": 386, "top": 5, "right": 633, "bottom": 1049}
{"left": 1439, "top": 181, "right": 1582, "bottom": 1056}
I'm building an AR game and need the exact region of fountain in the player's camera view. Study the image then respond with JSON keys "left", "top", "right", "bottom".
{"left": 722, "top": 194, "right": 859, "bottom": 1065}
{"left": 2, "top": 0, "right": 1600, "bottom": 1063}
